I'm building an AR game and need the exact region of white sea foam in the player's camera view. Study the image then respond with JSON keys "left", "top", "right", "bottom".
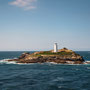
{"left": 0, "top": 59, "right": 36, "bottom": 65}
{"left": 47, "top": 62, "right": 58, "bottom": 64}
{"left": 46, "top": 62, "right": 83, "bottom": 65}
{"left": 83, "top": 61, "right": 90, "bottom": 64}
{"left": 44, "top": 62, "right": 90, "bottom": 65}
{"left": 0, "top": 59, "right": 17, "bottom": 64}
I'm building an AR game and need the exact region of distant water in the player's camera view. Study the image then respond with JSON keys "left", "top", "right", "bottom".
{"left": 0, "top": 51, "right": 90, "bottom": 90}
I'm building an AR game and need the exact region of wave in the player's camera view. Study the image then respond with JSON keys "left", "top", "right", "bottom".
{"left": 0, "top": 59, "right": 36, "bottom": 65}
{"left": 0, "top": 59, "right": 17, "bottom": 64}
{"left": 84, "top": 61, "right": 90, "bottom": 65}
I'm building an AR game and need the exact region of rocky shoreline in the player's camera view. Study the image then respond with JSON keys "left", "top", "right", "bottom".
{"left": 7, "top": 48, "right": 86, "bottom": 64}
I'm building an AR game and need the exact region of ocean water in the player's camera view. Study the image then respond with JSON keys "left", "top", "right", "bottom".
{"left": 0, "top": 51, "right": 90, "bottom": 90}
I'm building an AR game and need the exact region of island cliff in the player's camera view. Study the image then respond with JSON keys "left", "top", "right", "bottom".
{"left": 8, "top": 48, "right": 85, "bottom": 64}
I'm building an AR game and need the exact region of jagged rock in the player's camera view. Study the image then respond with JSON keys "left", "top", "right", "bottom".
{"left": 18, "top": 52, "right": 30, "bottom": 59}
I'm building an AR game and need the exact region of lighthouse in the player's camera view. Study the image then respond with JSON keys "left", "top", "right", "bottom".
{"left": 54, "top": 43, "right": 58, "bottom": 52}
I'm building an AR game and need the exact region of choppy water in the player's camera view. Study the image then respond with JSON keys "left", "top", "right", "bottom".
{"left": 0, "top": 51, "right": 90, "bottom": 90}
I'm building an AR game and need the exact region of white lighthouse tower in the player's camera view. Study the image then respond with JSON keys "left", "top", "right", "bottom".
{"left": 54, "top": 43, "right": 58, "bottom": 52}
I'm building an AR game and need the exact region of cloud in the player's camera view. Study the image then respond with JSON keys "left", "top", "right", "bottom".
{"left": 9, "top": 0, "right": 37, "bottom": 10}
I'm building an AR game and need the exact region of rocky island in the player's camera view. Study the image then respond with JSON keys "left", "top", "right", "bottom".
{"left": 8, "top": 48, "right": 85, "bottom": 64}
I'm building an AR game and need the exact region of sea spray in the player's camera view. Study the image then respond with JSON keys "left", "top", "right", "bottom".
{"left": 0, "top": 59, "right": 17, "bottom": 64}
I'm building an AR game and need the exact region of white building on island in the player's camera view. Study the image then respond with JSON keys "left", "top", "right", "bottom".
{"left": 54, "top": 43, "right": 58, "bottom": 52}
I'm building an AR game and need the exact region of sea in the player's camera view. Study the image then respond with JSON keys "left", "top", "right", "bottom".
{"left": 0, "top": 51, "right": 90, "bottom": 90}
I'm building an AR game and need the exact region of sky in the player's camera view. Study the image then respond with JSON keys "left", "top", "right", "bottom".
{"left": 0, "top": 0, "right": 90, "bottom": 51}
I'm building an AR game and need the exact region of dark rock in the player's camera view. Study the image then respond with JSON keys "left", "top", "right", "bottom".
{"left": 18, "top": 52, "right": 30, "bottom": 59}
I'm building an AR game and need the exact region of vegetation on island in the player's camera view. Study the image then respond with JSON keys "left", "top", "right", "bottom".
{"left": 34, "top": 51, "right": 72, "bottom": 56}
{"left": 32, "top": 47, "right": 79, "bottom": 57}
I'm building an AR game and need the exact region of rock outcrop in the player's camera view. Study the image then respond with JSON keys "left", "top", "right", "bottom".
{"left": 8, "top": 48, "right": 85, "bottom": 64}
